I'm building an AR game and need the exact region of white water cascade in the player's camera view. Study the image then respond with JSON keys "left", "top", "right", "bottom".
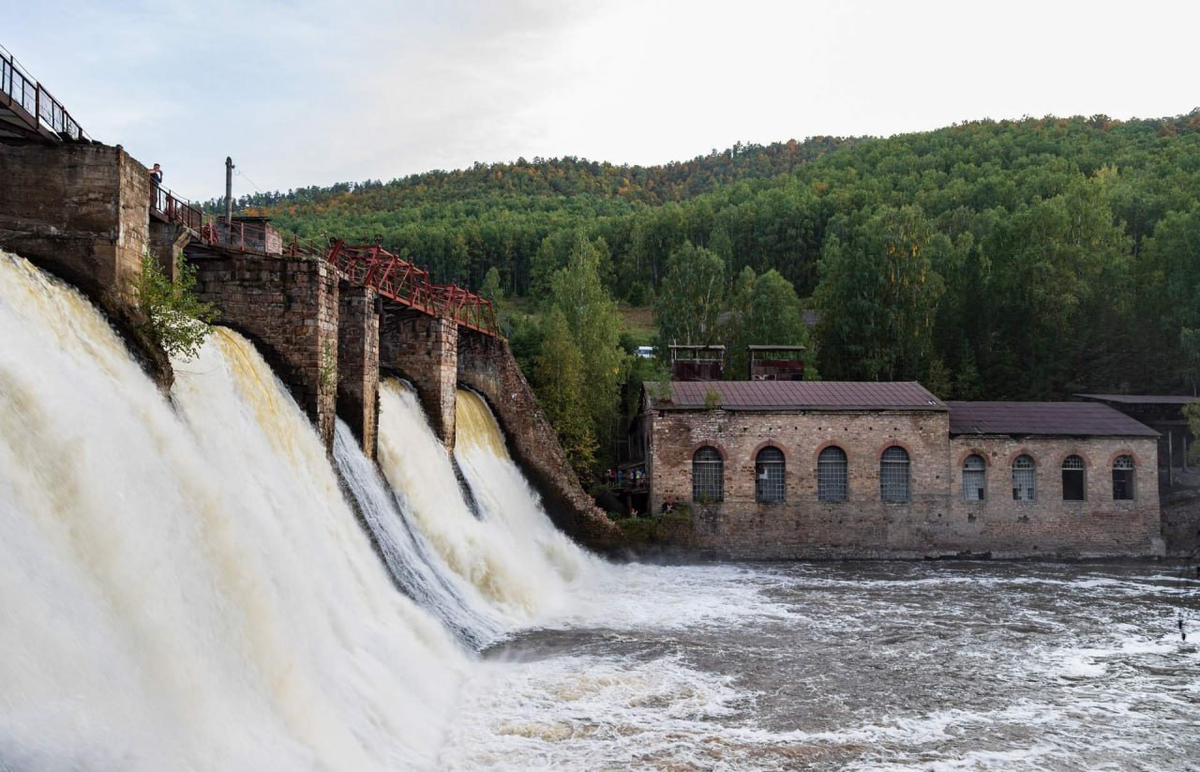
{"left": 333, "top": 419, "right": 507, "bottom": 648}
{"left": 0, "top": 251, "right": 467, "bottom": 770}
{"left": 376, "top": 380, "right": 600, "bottom": 626}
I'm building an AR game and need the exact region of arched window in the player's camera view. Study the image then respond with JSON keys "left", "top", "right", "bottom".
{"left": 1012, "top": 455, "right": 1036, "bottom": 501}
{"left": 1112, "top": 455, "right": 1135, "bottom": 500}
{"left": 880, "top": 446, "right": 910, "bottom": 502}
{"left": 962, "top": 454, "right": 986, "bottom": 501}
{"left": 755, "top": 447, "right": 786, "bottom": 503}
{"left": 692, "top": 446, "right": 724, "bottom": 502}
{"left": 817, "top": 446, "right": 848, "bottom": 502}
{"left": 1062, "top": 455, "right": 1086, "bottom": 501}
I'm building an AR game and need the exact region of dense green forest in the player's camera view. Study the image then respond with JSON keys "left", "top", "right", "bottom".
{"left": 216, "top": 112, "right": 1200, "bottom": 473}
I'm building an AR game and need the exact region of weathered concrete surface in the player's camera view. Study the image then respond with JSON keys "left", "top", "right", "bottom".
{"left": 337, "top": 282, "right": 380, "bottom": 461}
{"left": 148, "top": 221, "right": 190, "bottom": 283}
{"left": 0, "top": 140, "right": 171, "bottom": 388}
{"left": 0, "top": 141, "right": 146, "bottom": 302}
{"left": 380, "top": 309, "right": 458, "bottom": 449}
{"left": 457, "top": 329, "right": 619, "bottom": 548}
{"left": 188, "top": 251, "right": 339, "bottom": 452}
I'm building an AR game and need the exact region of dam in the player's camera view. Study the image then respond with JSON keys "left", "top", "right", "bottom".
{"left": 1, "top": 54, "right": 1198, "bottom": 770}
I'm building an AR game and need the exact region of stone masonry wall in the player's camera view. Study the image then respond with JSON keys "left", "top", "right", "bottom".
{"left": 1162, "top": 490, "right": 1200, "bottom": 557}
{"left": 0, "top": 141, "right": 148, "bottom": 304}
{"left": 649, "top": 408, "right": 951, "bottom": 559}
{"left": 947, "top": 436, "right": 1161, "bottom": 557}
{"left": 337, "top": 283, "right": 380, "bottom": 460}
{"left": 647, "top": 406, "right": 1163, "bottom": 558}
{"left": 379, "top": 310, "right": 458, "bottom": 449}
{"left": 457, "top": 329, "right": 619, "bottom": 547}
{"left": 190, "top": 252, "right": 339, "bottom": 452}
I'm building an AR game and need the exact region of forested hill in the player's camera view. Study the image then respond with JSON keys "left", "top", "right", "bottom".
{"left": 213, "top": 135, "right": 853, "bottom": 213}
{"left": 234, "top": 111, "right": 1200, "bottom": 405}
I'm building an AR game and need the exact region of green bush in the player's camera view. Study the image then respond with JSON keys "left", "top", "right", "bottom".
{"left": 134, "top": 252, "right": 217, "bottom": 360}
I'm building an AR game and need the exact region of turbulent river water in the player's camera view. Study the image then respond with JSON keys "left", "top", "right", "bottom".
{"left": 1, "top": 249, "right": 1198, "bottom": 771}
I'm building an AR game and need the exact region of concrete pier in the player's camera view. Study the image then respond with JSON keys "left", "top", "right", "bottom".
{"left": 337, "top": 282, "right": 380, "bottom": 461}
{"left": 188, "top": 251, "right": 340, "bottom": 452}
{"left": 380, "top": 310, "right": 459, "bottom": 449}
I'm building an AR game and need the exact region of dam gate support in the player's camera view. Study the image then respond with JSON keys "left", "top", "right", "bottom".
{"left": 337, "top": 283, "right": 380, "bottom": 461}
{"left": 187, "top": 250, "right": 340, "bottom": 452}
{"left": 379, "top": 309, "right": 458, "bottom": 450}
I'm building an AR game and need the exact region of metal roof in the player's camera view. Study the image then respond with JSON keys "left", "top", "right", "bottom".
{"left": 947, "top": 402, "right": 1159, "bottom": 437}
{"left": 1076, "top": 394, "right": 1199, "bottom": 406}
{"left": 649, "top": 381, "right": 946, "bottom": 411}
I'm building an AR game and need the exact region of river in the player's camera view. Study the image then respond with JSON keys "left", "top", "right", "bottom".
{"left": 445, "top": 561, "right": 1200, "bottom": 771}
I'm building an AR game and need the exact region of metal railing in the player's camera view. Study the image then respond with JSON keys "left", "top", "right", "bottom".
{"left": 151, "top": 185, "right": 204, "bottom": 231}
{"left": 0, "top": 45, "right": 85, "bottom": 140}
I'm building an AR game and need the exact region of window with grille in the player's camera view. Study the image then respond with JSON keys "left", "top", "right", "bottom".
{"left": 1012, "top": 455, "right": 1036, "bottom": 501}
{"left": 962, "top": 454, "right": 986, "bottom": 501}
{"left": 1112, "top": 455, "right": 1135, "bottom": 500}
{"left": 755, "top": 446, "right": 786, "bottom": 503}
{"left": 1062, "top": 455, "right": 1086, "bottom": 501}
{"left": 692, "top": 446, "right": 724, "bottom": 502}
{"left": 880, "top": 446, "right": 910, "bottom": 502}
{"left": 817, "top": 446, "right": 848, "bottom": 502}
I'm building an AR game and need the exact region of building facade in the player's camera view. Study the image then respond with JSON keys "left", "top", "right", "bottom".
{"left": 643, "top": 382, "right": 1163, "bottom": 559}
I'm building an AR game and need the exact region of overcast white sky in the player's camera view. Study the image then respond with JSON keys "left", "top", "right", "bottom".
{"left": 5, "top": 0, "right": 1198, "bottom": 199}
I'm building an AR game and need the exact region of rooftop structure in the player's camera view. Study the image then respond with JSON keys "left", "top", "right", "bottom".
{"left": 651, "top": 380, "right": 945, "bottom": 411}
{"left": 946, "top": 401, "right": 1159, "bottom": 437}
{"left": 747, "top": 345, "right": 806, "bottom": 381}
{"left": 668, "top": 344, "right": 725, "bottom": 382}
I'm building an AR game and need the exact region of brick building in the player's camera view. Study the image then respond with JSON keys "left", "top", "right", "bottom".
{"left": 641, "top": 381, "right": 1163, "bottom": 558}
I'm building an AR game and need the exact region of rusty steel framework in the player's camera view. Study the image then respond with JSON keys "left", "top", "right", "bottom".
{"left": 284, "top": 237, "right": 499, "bottom": 337}
{"left": 0, "top": 44, "right": 85, "bottom": 142}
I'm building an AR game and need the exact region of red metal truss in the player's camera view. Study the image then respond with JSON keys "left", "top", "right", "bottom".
{"left": 317, "top": 240, "right": 499, "bottom": 337}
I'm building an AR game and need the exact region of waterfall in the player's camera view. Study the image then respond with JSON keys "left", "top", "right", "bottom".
{"left": 333, "top": 419, "right": 506, "bottom": 648}
{"left": 453, "top": 388, "right": 596, "bottom": 585}
{"left": 376, "top": 380, "right": 599, "bottom": 625}
{"left": 0, "top": 251, "right": 465, "bottom": 770}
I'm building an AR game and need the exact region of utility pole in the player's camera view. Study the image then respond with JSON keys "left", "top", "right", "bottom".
{"left": 225, "top": 156, "right": 234, "bottom": 227}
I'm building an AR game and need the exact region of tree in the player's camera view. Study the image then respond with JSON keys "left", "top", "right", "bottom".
{"left": 546, "top": 235, "right": 627, "bottom": 470}
{"left": 479, "top": 266, "right": 504, "bottom": 302}
{"left": 654, "top": 242, "right": 726, "bottom": 349}
{"left": 535, "top": 308, "right": 595, "bottom": 474}
{"left": 813, "top": 206, "right": 944, "bottom": 380}
{"left": 134, "top": 252, "right": 217, "bottom": 360}
{"left": 723, "top": 269, "right": 813, "bottom": 378}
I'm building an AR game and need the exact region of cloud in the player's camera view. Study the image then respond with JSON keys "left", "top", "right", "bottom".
{"left": 6, "top": 0, "right": 1200, "bottom": 197}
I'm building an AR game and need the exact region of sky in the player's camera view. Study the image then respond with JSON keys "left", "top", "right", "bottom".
{"left": 5, "top": 0, "right": 1199, "bottom": 200}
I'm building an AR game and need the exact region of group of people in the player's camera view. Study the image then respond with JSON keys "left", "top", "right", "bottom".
{"left": 604, "top": 467, "right": 646, "bottom": 487}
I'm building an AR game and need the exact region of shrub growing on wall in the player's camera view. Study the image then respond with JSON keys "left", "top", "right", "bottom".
{"left": 134, "top": 252, "right": 217, "bottom": 360}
